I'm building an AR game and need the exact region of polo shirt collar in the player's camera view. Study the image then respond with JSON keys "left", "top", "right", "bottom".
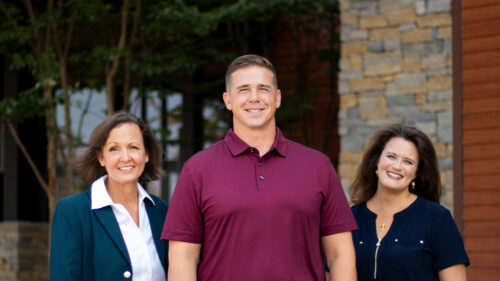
{"left": 91, "top": 175, "right": 154, "bottom": 210}
{"left": 224, "top": 128, "right": 287, "bottom": 157}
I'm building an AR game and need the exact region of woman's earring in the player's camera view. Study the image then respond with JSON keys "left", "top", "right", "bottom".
{"left": 411, "top": 181, "right": 415, "bottom": 190}
{"left": 375, "top": 170, "right": 379, "bottom": 176}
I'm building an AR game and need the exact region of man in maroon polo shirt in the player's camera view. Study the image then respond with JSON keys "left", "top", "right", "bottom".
{"left": 162, "top": 54, "right": 357, "bottom": 281}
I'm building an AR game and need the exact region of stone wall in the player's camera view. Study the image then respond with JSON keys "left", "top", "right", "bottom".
{"left": 0, "top": 222, "right": 49, "bottom": 281}
{"left": 338, "top": 0, "right": 453, "bottom": 207}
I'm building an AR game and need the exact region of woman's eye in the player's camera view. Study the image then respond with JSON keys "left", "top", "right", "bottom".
{"left": 109, "top": 147, "right": 118, "bottom": 152}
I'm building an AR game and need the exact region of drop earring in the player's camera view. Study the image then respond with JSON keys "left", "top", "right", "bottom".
{"left": 375, "top": 170, "right": 379, "bottom": 176}
{"left": 411, "top": 181, "right": 415, "bottom": 190}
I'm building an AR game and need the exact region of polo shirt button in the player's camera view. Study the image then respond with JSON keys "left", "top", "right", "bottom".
{"left": 123, "top": 271, "right": 131, "bottom": 278}
{"left": 259, "top": 176, "right": 264, "bottom": 180}
{"left": 250, "top": 148, "right": 254, "bottom": 152}
{"left": 258, "top": 162, "right": 262, "bottom": 166}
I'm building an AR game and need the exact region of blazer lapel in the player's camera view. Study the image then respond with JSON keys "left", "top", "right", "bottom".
{"left": 93, "top": 206, "right": 131, "bottom": 266}
{"left": 145, "top": 200, "right": 166, "bottom": 265}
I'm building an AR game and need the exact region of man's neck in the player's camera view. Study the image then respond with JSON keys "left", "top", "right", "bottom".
{"left": 233, "top": 124, "right": 277, "bottom": 157}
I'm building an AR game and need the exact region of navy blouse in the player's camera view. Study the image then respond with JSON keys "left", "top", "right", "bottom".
{"left": 351, "top": 196, "right": 469, "bottom": 281}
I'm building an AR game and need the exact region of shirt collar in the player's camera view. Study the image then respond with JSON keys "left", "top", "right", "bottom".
{"left": 91, "top": 175, "right": 155, "bottom": 210}
{"left": 224, "top": 128, "right": 287, "bottom": 157}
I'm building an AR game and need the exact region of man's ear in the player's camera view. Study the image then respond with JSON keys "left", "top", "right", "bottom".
{"left": 223, "top": 92, "right": 232, "bottom": 110}
{"left": 276, "top": 89, "right": 282, "bottom": 109}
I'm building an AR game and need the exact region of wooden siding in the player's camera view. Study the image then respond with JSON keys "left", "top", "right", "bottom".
{"left": 462, "top": 0, "right": 500, "bottom": 279}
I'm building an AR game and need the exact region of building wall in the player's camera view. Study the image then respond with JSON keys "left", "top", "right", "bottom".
{"left": 338, "top": 0, "right": 454, "bottom": 207}
{"left": 461, "top": 0, "right": 500, "bottom": 279}
{"left": 0, "top": 222, "right": 48, "bottom": 281}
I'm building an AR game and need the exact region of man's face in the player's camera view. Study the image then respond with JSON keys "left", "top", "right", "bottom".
{"left": 223, "top": 66, "right": 281, "bottom": 134}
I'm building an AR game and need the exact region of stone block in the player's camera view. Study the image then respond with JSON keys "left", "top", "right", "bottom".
{"left": 415, "top": 91, "right": 427, "bottom": 105}
{"left": 443, "top": 39, "right": 452, "bottom": 54}
{"left": 387, "top": 95, "right": 415, "bottom": 106}
{"left": 381, "top": 75, "right": 395, "bottom": 82}
{"left": 340, "top": 150, "right": 364, "bottom": 163}
{"left": 340, "top": 0, "right": 351, "bottom": 11}
{"left": 351, "top": 1, "right": 378, "bottom": 10}
{"left": 434, "top": 143, "right": 447, "bottom": 158}
{"left": 427, "top": 68, "right": 451, "bottom": 77}
{"left": 364, "top": 50, "right": 402, "bottom": 66}
{"left": 360, "top": 15, "right": 388, "bottom": 29}
{"left": 366, "top": 116, "right": 404, "bottom": 126}
{"left": 369, "top": 41, "right": 385, "bottom": 52}
{"left": 341, "top": 9, "right": 358, "bottom": 24}
{"left": 340, "top": 94, "right": 358, "bottom": 109}
{"left": 415, "top": 0, "right": 426, "bottom": 15}
{"left": 438, "top": 111, "right": 452, "bottom": 126}
{"left": 417, "top": 14, "right": 452, "bottom": 28}
{"left": 427, "top": 0, "right": 451, "bottom": 13}
{"left": 403, "top": 42, "right": 443, "bottom": 56}
{"left": 386, "top": 8, "right": 416, "bottom": 26}
{"left": 342, "top": 25, "right": 369, "bottom": 42}
{"left": 380, "top": 0, "right": 415, "bottom": 12}
{"left": 395, "top": 73, "right": 426, "bottom": 84}
{"left": 351, "top": 55, "right": 364, "bottom": 69}
{"left": 339, "top": 80, "right": 350, "bottom": 93}
{"left": 370, "top": 28, "right": 400, "bottom": 41}
{"left": 341, "top": 135, "right": 366, "bottom": 151}
{"left": 396, "top": 83, "right": 427, "bottom": 94}
{"left": 438, "top": 157, "right": 453, "bottom": 170}
{"left": 340, "top": 70, "right": 364, "bottom": 80}
{"left": 437, "top": 27, "right": 452, "bottom": 39}
{"left": 420, "top": 101, "right": 452, "bottom": 112}
{"left": 405, "top": 112, "right": 434, "bottom": 122}
{"left": 385, "top": 39, "right": 401, "bottom": 50}
{"left": 350, "top": 77, "right": 386, "bottom": 92}
{"left": 365, "top": 62, "right": 402, "bottom": 76}
{"left": 415, "top": 121, "right": 436, "bottom": 135}
{"left": 402, "top": 29, "right": 432, "bottom": 44}
{"left": 342, "top": 42, "right": 369, "bottom": 56}
{"left": 428, "top": 90, "right": 452, "bottom": 102}
{"left": 387, "top": 105, "right": 420, "bottom": 116}
{"left": 403, "top": 56, "right": 422, "bottom": 73}
{"left": 422, "top": 54, "right": 447, "bottom": 69}
{"left": 340, "top": 57, "right": 351, "bottom": 70}
{"left": 399, "top": 23, "right": 417, "bottom": 31}
{"left": 426, "top": 76, "right": 451, "bottom": 91}
{"left": 339, "top": 163, "right": 359, "bottom": 180}
{"left": 359, "top": 95, "right": 387, "bottom": 119}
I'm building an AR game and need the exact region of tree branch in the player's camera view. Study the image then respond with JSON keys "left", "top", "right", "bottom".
{"left": 5, "top": 119, "right": 50, "bottom": 195}
{"left": 106, "top": 0, "right": 129, "bottom": 114}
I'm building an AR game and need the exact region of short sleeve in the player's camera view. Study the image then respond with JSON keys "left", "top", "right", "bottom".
{"left": 161, "top": 165, "right": 203, "bottom": 243}
{"left": 431, "top": 208, "right": 470, "bottom": 270}
{"left": 320, "top": 160, "right": 358, "bottom": 236}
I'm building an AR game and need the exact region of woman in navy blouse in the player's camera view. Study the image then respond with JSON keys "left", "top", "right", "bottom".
{"left": 349, "top": 124, "right": 469, "bottom": 281}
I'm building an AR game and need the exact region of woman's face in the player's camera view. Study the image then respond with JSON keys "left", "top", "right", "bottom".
{"left": 98, "top": 123, "right": 149, "bottom": 187}
{"left": 376, "top": 137, "right": 419, "bottom": 193}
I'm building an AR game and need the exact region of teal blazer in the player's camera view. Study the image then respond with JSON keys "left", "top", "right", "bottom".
{"left": 50, "top": 189, "right": 168, "bottom": 281}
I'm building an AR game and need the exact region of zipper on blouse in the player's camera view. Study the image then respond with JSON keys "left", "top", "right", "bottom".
{"left": 373, "top": 238, "right": 381, "bottom": 279}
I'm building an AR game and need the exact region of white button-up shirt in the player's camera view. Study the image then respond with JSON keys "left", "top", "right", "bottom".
{"left": 91, "top": 176, "right": 166, "bottom": 281}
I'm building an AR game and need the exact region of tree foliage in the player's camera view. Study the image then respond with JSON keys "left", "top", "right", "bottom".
{"left": 0, "top": 0, "right": 339, "bottom": 220}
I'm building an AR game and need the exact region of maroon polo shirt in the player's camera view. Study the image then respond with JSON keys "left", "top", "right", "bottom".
{"left": 162, "top": 129, "right": 357, "bottom": 281}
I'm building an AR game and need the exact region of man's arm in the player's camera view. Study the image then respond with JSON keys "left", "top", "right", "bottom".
{"left": 168, "top": 240, "right": 202, "bottom": 281}
{"left": 322, "top": 231, "right": 356, "bottom": 281}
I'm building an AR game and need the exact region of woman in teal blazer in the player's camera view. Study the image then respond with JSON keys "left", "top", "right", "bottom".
{"left": 50, "top": 112, "right": 168, "bottom": 281}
